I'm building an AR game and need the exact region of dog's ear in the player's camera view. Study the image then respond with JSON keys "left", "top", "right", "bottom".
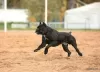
{"left": 43, "top": 22, "right": 46, "bottom": 27}
{"left": 40, "top": 22, "right": 44, "bottom": 25}
{"left": 43, "top": 22, "right": 46, "bottom": 24}
{"left": 39, "top": 22, "right": 42, "bottom": 25}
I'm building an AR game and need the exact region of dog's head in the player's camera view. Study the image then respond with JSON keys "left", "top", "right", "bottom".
{"left": 35, "top": 22, "right": 48, "bottom": 35}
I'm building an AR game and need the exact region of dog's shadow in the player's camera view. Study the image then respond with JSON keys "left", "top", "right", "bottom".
{"left": 33, "top": 53, "right": 70, "bottom": 61}
{"left": 47, "top": 55, "right": 71, "bottom": 61}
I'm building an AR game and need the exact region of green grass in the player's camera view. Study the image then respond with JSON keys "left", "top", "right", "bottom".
{"left": 0, "top": 22, "right": 35, "bottom": 30}
{"left": 7, "top": 22, "right": 34, "bottom": 30}
{"left": 0, "top": 23, "right": 4, "bottom": 30}
{"left": 0, "top": 22, "right": 100, "bottom": 31}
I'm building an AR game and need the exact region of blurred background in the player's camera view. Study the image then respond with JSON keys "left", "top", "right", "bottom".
{"left": 0, "top": 0, "right": 100, "bottom": 31}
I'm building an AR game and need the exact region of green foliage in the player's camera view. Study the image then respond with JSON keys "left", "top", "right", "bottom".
{"left": 21, "top": 0, "right": 45, "bottom": 21}
{"left": 7, "top": 0, "right": 63, "bottom": 22}
{"left": 0, "top": 23, "right": 4, "bottom": 30}
{"left": 7, "top": 0, "right": 100, "bottom": 22}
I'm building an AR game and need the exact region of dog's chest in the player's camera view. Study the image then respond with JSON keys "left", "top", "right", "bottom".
{"left": 44, "top": 35, "right": 54, "bottom": 41}
{"left": 44, "top": 35, "right": 49, "bottom": 40}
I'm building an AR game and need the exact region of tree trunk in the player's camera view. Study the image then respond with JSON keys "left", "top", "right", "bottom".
{"left": 67, "top": 0, "right": 76, "bottom": 9}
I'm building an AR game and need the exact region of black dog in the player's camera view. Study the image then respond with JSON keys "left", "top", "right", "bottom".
{"left": 34, "top": 22, "right": 82, "bottom": 57}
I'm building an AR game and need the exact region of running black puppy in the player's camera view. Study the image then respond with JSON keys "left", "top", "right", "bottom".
{"left": 34, "top": 22, "right": 82, "bottom": 57}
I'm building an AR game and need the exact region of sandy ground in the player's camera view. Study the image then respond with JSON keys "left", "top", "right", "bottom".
{"left": 0, "top": 31, "right": 100, "bottom": 72}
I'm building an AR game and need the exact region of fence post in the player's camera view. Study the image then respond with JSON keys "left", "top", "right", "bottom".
{"left": 45, "top": 0, "right": 47, "bottom": 24}
{"left": 4, "top": 0, "right": 7, "bottom": 32}
{"left": 4, "top": 21, "right": 7, "bottom": 32}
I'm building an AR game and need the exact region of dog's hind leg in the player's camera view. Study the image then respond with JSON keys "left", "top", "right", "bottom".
{"left": 71, "top": 41, "right": 82, "bottom": 56}
{"left": 44, "top": 41, "right": 58, "bottom": 55}
{"left": 62, "top": 43, "right": 71, "bottom": 57}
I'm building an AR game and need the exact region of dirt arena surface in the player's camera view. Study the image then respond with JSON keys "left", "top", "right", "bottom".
{"left": 0, "top": 31, "right": 100, "bottom": 72}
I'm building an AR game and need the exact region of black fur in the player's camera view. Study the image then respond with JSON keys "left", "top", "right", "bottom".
{"left": 34, "top": 22, "right": 82, "bottom": 57}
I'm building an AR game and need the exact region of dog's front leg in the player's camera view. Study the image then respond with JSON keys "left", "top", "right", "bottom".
{"left": 34, "top": 42, "right": 46, "bottom": 52}
{"left": 44, "top": 41, "right": 58, "bottom": 55}
{"left": 34, "top": 35, "right": 46, "bottom": 52}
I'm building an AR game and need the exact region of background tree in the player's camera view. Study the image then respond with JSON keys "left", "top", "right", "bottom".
{"left": 7, "top": 0, "right": 100, "bottom": 22}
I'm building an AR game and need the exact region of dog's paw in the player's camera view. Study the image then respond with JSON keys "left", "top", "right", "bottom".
{"left": 79, "top": 53, "right": 83, "bottom": 56}
{"left": 44, "top": 50, "right": 48, "bottom": 55}
{"left": 68, "top": 52, "right": 71, "bottom": 57}
{"left": 44, "top": 51, "right": 48, "bottom": 55}
{"left": 34, "top": 49, "right": 38, "bottom": 52}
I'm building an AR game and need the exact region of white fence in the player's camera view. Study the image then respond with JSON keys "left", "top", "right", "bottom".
{"left": 30, "top": 22, "right": 64, "bottom": 29}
